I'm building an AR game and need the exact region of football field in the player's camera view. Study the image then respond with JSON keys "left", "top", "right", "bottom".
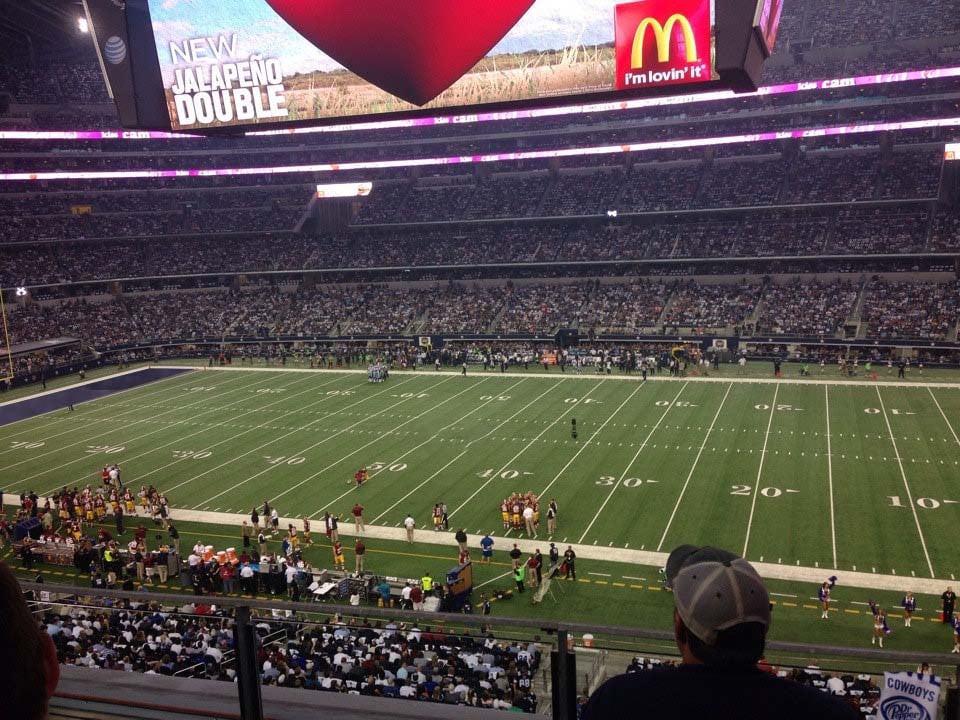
{"left": 3, "top": 366, "right": 960, "bottom": 584}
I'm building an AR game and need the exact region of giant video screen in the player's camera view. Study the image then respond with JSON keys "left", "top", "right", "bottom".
{"left": 144, "top": 0, "right": 718, "bottom": 131}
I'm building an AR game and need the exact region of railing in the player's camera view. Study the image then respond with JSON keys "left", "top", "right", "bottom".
{"left": 21, "top": 582, "right": 960, "bottom": 720}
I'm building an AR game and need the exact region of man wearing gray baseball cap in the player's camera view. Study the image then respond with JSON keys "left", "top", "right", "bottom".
{"left": 584, "top": 545, "right": 857, "bottom": 719}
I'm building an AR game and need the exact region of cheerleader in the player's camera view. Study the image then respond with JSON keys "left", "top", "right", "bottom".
{"left": 818, "top": 579, "right": 834, "bottom": 619}
{"left": 869, "top": 599, "right": 892, "bottom": 635}
{"left": 902, "top": 592, "right": 916, "bottom": 627}
{"left": 123, "top": 488, "right": 135, "bottom": 514}
{"left": 952, "top": 615, "right": 960, "bottom": 654}
{"left": 872, "top": 607, "right": 886, "bottom": 648}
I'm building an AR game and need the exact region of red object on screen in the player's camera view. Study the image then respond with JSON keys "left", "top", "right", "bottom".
{"left": 264, "top": 0, "right": 534, "bottom": 106}
{"left": 614, "top": 0, "right": 714, "bottom": 91}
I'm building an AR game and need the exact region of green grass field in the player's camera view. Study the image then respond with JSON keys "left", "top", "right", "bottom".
{"left": 3, "top": 365, "right": 960, "bottom": 583}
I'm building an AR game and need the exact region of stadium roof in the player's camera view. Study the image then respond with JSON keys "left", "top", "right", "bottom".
{"left": 0, "top": 0, "right": 86, "bottom": 57}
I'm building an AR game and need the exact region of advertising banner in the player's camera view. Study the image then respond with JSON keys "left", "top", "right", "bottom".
{"left": 614, "top": 0, "right": 716, "bottom": 90}
{"left": 315, "top": 182, "right": 372, "bottom": 199}
{"left": 143, "top": 0, "right": 717, "bottom": 131}
{"left": 879, "top": 672, "right": 940, "bottom": 720}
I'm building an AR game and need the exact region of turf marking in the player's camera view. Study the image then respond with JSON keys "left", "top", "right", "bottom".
{"left": 163, "top": 374, "right": 423, "bottom": 499}
{"left": 825, "top": 385, "right": 838, "bottom": 569}
{"left": 0, "top": 370, "right": 203, "bottom": 450}
{"left": 6, "top": 370, "right": 261, "bottom": 486}
{"left": 371, "top": 380, "right": 568, "bottom": 524}
{"left": 657, "top": 382, "right": 733, "bottom": 552}
{"left": 42, "top": 371, "right": 331, "bottom": 494}
{"left": 474, "top": 571, "right": 514, "bottom": 590}
{"left": 927, "top": 387, "right": 960, "bottom": 449}
{"left": 159, "top": 364, "right": 960, "bottom": 390}
{"left": 0, "top": 367, "right": 204, "bottom": 442}
{"left": 269, "top": 377, "right": 495, "bottom": 507}
{"left": 313, "top": 377, "right": 528, "bottom": 515}
{"left": 451, "top": 378, "right": 596, "bottom": 520}
{"left": 875, "top": 386, "right": 935, "bottom": 578}
{"left": 742, "top": 384, "right": 780, "bottom": 558}
{"left": 193, "top": 376, "right": 456, "bottom": 508}
{"left": 3, "top": 369, "right": 255, "bottom": 474}
{"left": 126, "top": 373, "right": 354, "bottom": 488}
{"left": 579, "top": 382, "right": 688, "bottom": 544}
{"left": 536, "top": 381, "right": 645, "bottom": 499}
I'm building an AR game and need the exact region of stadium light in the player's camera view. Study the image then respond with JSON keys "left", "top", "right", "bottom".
{"left": 77, "top": 17, "right": 89, "bottom": 33}
{"left": 15, "top": 287, "right": 28, "bottom": 297}
{"left": 0, "top": 116, "right": 958, "bottom": 182}
{"left": 607, "top": 210, "right": 619, "bottom": 218}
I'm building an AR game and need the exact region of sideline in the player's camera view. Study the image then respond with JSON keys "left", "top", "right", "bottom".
{"left": 0, "top": 366, "right": 189, "bottom": 409}
{"left": 4, "top": 493, "right": 950, "bottom": 596}
{"left": 152, "top": 364, "right": 960, "bottom": 390}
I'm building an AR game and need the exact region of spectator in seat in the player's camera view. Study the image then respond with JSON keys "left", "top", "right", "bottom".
{"left": 585, "top": 545, "right": 857, "bottom": 720}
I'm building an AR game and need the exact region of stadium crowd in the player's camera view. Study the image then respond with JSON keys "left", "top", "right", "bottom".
{"left": 755, "top": 280, "right": 860, "bottom": 337}
{"left": 39, "top": 601, "right": 540, "bottom": 711}
{"left": 860, "top": 280, "right": 960, "bottom": 340}
{"left": 7, "top": 278, "right": 956, "bottom": 355}
{"left": 0, "top": 199, "right": 952, "bottom": 292}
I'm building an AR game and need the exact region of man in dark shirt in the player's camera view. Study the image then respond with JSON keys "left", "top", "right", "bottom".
{"left": 585, "top": 545, "right": 858, "bottom": 720}
{"left": 942, "top": 587, "right": 957, "bottom": 623}
{"left": 509, "top": 543, "right": 522, "bottom": 569}
{"left": 563, "top": 546, "right": 576, "bottom": 580}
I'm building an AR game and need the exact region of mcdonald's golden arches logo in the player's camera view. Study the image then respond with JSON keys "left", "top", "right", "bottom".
{"left": 615, "top": 0, "right": 714, "bottom": 91}
{"left": 631, "top": 14, "right": 697, "bottom": 69}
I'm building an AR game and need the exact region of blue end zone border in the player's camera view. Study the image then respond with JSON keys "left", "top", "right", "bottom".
{"left": 0, "top": 368, "right": 194, "bottom": 427}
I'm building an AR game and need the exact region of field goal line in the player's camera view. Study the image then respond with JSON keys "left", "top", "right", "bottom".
{"left": 152, "top": 364, "right": 960, "bottom": 391}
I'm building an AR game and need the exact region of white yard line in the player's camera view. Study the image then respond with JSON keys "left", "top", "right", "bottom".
{"left": 190, "top": 375, "right": 456, "bottom": 508}
{"left": 537, "top": 381, "right": 646, "bottom": 499}
{"left": 6, "top": 371, "right": 261, "bottom": 482}
{"left": 876, "top": 386, "right": 935, "bottom": 578}
{"left": 269, "top": 377, "right": 489, "bottom": 507}
{"left": 474, "top": 571, "right": 514, "bottom": 590}
{"left": 372, "top": 380, "right": 564, "bottom": 524}
{"left": 449, "top": 379, "right": 591, "bottom": 520}
{"left": 742, "top": 384, "right": 779, "bottom": 558}
{"left": 313, "top": 377, "right": 532, "bottom": 515}
{"left": 0, "top": 369, "right": 200, "bottom": 447}
{"left": 102, "top": 372, "right": 354, "bottom": 488}
{"left": 162, "top": 374, "right": 424, "bottom": 499}
{"left": 0, "top": 365, "right": 186, "bottom": 409}
{"left": 927, "top": 387, "right": 960, "bottom": 448}
{"left": 34, "top": 372, "right": 316, "bottom": 495}
{"left": 657, "top": 382, "right": 733, "bottom": 552}
{"left": 825, "top": 385, "right": 838, "bottom": 569}
{"left": 155, "top": 364, "right": 960, "bottom": 390}
{"left": 578, "top": 382, "right": 688, "bottom": 544}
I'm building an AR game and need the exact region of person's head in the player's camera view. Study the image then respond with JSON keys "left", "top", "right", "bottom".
{"left": 663, "top": 545, "right": 771, "bottom": 668}
{"left": 0, "top": 562, "right": 59, "bottom": 719}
